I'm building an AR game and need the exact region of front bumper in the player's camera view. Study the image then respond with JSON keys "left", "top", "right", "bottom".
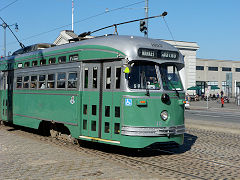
{"left": 121, "top": 125, "right": 185, "bottom": 137}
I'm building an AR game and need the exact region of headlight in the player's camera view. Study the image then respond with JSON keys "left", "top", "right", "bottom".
{"left": 160, "top": 110, "right": 168, "bottom": 121}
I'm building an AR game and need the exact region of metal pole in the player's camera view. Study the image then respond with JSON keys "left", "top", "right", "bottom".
{"left": 3, "top": 23, "right": 7, "bottom": 57}
{"left": 145, "top": 0, "right": 148, "bottom": 38}
{"left": 72, "top": 0, "right": 74, "bottom": 31}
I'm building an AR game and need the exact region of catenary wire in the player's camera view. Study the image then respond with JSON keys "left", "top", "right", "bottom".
{"left": 0, "top": 0, "right": 19, "bottom": 12}
{"left": 2, "top": 1, "right": 144, "bottom": 48}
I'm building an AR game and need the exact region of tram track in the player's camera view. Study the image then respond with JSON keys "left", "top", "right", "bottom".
{"left": 1, "top": 124, "right": 240, "bottom": 179}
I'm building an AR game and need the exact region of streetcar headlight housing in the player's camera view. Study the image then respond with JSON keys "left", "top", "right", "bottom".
{"left": 160, "top": 110, "right": 168, "bottom": 121}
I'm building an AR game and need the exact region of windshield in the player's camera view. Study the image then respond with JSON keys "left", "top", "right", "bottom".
{"left": 128, "top": 61, "right": 160, "bottom": 90}
{"left": 160, "top": 64, "right": 183, "bottom": 91}
{"left": 127, "top": 61, "right": 183, "bottom": 91}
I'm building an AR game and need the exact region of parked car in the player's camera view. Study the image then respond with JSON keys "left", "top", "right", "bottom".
{"left": 184, "top": 100, "right": 190, "bottom": 109}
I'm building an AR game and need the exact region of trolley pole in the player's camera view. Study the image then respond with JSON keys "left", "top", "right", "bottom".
{"left": 145, "top": 0, "right": 149, "bottom": 38}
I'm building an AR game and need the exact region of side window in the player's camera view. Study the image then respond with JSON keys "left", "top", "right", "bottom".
{"left": 30, "top": 76, "right": 37, "bottom": 89}
{"left": 39, "top": 75, "right": 46, "bottom": 89}
{"left": 40, "top": 59, "right": 46, "bottom": 65}
{"left": 69, "top": 54, "right": 78, "bottom": 61}
{"left": 84, "top": 68, "right": 88, "bottom": 88}
{"left": 115, "top": 67, "right": 121, "bottom": 89}
{"left": 23, "top": 76, "right": 29, "bottom": 88}
{"left": 32, "top": 61, "right": 38, "bottom": 66}
{"left": 47, "top": 74, "right": 55, "bottom": 88}
{"left": 57, "top": 73, "right": 66, "bottom": 88}
{"left": 68, "top": 72, "right": 77, "bottom": 89}
{"left": 92, "top": 67, "right": 98, "bottom": 88}
{"left": 58, "top": 56, "right": 66, "bottom": 63}
{"left": 18, "top": 63, "right": 23, "bottom": 68}
{"left": 24, "top": 62, "right": 30, "bottom": 67}
{"left": 49, "top": 57, "right": 56, "bottom": 64}
{"left": 106, "top": 67, "right": 111, "bottom": 89}
{"left": 16, "top": 76, "right": 22, "bottom": 88}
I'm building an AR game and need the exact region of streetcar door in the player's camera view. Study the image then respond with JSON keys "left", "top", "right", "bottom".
{"left": 101, "top": 61, "right": 122, "bottom": 141}
{"left": 1, "top": 71, "right": 13, "bottom": 122}
{"left": 81, "top": 63, "right": 101, "bottom": 138}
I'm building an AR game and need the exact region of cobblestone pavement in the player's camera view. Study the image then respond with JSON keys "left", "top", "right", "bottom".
{"left": 0, "top": 125, "right": 159, "bottom": 180}
{"left": 1, "top": 121, "right": 240, "bottom": 179}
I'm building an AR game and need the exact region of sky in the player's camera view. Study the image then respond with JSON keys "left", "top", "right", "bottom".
{"left": 0, "top": 0, "right": 240, "bottom": 61}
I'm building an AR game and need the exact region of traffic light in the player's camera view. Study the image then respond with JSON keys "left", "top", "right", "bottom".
{"left": 140, "top": 20, "right": 147, "bottom": 33}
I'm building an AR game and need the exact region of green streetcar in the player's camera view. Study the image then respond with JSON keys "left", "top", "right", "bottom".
{"left": 0, "top": 35, "right": 185, "bottom": 148}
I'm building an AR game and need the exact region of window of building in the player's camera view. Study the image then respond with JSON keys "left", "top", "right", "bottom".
{"left": 47, "top": 74, "right": 55, "bottom": 88}
{"left": 40, "top": 59, "right": 46, "bottom": 65}
{"left": 57, "top": 73, "right": 66, "bottom": 88}
{"left": 222, "top": 67, "right": 231, "bottom": 71}
{"left": 208, "top": 67, "right": 218, "bottom": 71}
{"left": 69, "top": 54, "right": 78, "bottom": 61}
{"left": 17, "top": 76, "right": 22, "bottom": 88}
{"left": 58, "top": 56, "right": 66, "bottom": 63}
{"left": 49, "top": 57, "right": 56, "bottom": 64}
{"left": 23, "top": 76, "right": 29, "bottom": 88}
{"left": 196, "top": 66, "right": 204, "bottom": 70}
{"left": 236, "top": 68, "right": 240, "bottom": 72}
{"left": 39, "top": 75, "right": 46, "bottom": 89}
{"left": 106, "top": 67, "right": 111, "bottom": 89}
{"left": 115, "top": 67, "right": 121, "bottom": 89}
{"left": 30, "top": 76, "right": 37, "bottom": 89}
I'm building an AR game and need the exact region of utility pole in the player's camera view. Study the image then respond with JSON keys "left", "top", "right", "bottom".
{"left": 145, "top": 0, "right": 148, "bottom": 37}
{"left": 72, "top": 0, "right": 74, "bottom": 31}
{"left": 0, "top": 22, "right": 18, "bottom": 57}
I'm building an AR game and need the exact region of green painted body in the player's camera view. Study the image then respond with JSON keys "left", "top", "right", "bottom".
{"left": 0, "top": 37, "right": 185, "bottom": 148}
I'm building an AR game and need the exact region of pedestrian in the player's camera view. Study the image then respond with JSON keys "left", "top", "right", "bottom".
{"left": 221, "top": 97, "right": 224, "bottom": 107}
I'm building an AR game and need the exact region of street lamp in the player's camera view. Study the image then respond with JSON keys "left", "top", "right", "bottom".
{"left": 0, "top": 22, "right": 18, "bottom": 57}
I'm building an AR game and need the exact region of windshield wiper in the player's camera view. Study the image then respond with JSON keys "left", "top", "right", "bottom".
{"left": 161, "top": 72, "right": 179, "bottom": 97}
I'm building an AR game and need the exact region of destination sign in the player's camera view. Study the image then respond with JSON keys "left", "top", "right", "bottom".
{"left": 138, "top": 48, "right": 179, "bottom": 60}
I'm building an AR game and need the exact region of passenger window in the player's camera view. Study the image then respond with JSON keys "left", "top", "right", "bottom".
{"left": 49, "top": 57, "right": 56, "bottom": 64}
{"left": 92, "top": 105, "right": 97, "bottom": 115}
{"left": 83, "top": 120, "right": 87, "bottom": 130}
{"left": 39, "top": 75, "right": 46, "bottom": 89}
{"left": 115, "top": 106, "right": 120, "bottom": 118}
{"left": 83, "top": 105, "right": 87, "bottom": 114}
{"left": 106, "top": 67, "right": 111, "bottom": 89}
{"left": 115, "top": 67, "right": 121, "bottom": 89}
{"left": 23, "top": 76, "right": 29, "bottom": 88}
{"left": 18, "top": 63, "right": 23, "bottom": 68}
{"left": 68, "top": 72, "right": 77, "bottom": 89}
{"left": 40, "top": 59, "right": 46, "bottom": 65}
{"left": 16, "top": 76, "right": 22, "bottom": 88}
{"left": 114, "top": 123, "right": 120, "bottom": 134}
{"left": 32, "top": 61, "right": 38, "bottom": 66}
{"left": 105, "top": 106, "right": 110, "bottom": 117}
{"left": 91, "top": 121, "right": 96, "bottom": 131}
{"left": 47, "top": 74, "right": 55, "bottom": 88}
{"left": 24, "top": 62, "right": 30, "bottom": 67}
{"left": 58, "top": 56, "right": 66, "bottom": 63}
{"left": 105, "top": 122, "right": 110, "bottom": 133}
{"left": 31, "top": 76, "right": 37, "bottom": 89}
{"left": 84, "top": 68, "right": 88, "bottom": 88}
{"left": 93, "top": 67, "right": 98, "bottom": 88}
{"left": 57, "top": 73, "right": 66, "bottom": 88}
{"left": 69, "top": 54, "right": 78, "bottom": 61}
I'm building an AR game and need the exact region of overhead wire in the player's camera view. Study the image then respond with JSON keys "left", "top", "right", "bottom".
{"left": 0, "top": 0, "right": 19, "bottom": 12}
{"left": 3, "top": 0, "right": 145, "bottom": 48}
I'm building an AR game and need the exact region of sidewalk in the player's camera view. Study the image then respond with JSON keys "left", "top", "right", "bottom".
{"left": 188, "top": 98, "right": 240, "bottom": 112}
